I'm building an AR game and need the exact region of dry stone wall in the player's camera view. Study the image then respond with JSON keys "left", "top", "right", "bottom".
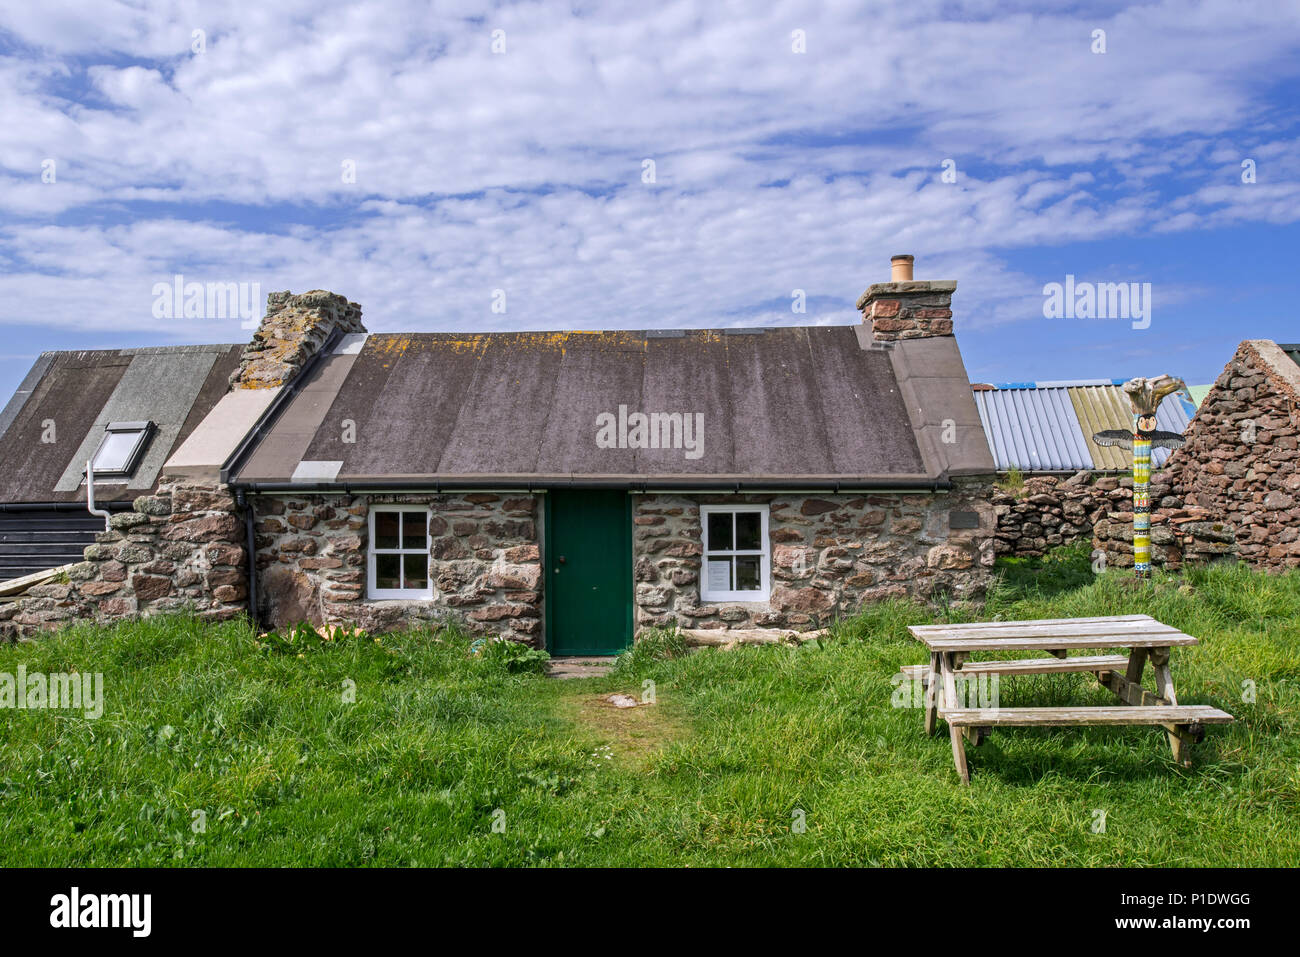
{"left": 1164, "top": 340, "right": 1300, "bottom": 569}
{"left": 632, "top": 481, "right": 996, "bottom": 633}
{"left": 990, "top": 469, "right": 1237, "bottom": 570}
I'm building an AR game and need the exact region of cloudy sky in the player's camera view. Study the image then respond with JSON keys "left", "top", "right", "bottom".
{"left": 2, "top": 0, "right": 1298, "bottom": 403}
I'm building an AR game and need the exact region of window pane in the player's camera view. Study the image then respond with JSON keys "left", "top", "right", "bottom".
{"left": 705, "top": 559, "right": 733, "bottom": 593}
{"left": 402, "top": 511, "right": 426, "bottom": 549}
{"left": 735, "top": 512, "right": 762, "bottom": 550}
{"left": 735, "top": 555, "right": 762, "bottom": 591}
{"left": 92, "top": 430, "right": 142, "bottom": 472}
{"left": 375, "top": 553, "right": 401, "bottom": 590}
{"left": 403, "top": 553, "right": 428, "bottom": 589}
{"left": 707, "top": 512, "right": 732, "bottom": 551}
{"left": 374, "top": 512, "right": 400, "bottom": 549}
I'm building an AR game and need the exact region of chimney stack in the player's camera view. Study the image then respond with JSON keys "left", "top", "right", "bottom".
{"left": 230, "top": 290, "right": 366, "bottom": 390}
{"left": 856, "top": 254, "right": 956, "bottom": 342}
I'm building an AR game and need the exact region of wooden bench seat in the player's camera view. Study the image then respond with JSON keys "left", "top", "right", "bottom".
{"left": 938, "top": 705, "right": 1234, "bottom": 727}
{"left": 899, "top": 655, "right": 1130, "bottom": 680}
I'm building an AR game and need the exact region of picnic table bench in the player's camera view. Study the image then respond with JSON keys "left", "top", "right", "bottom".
{"left": 900, "top": 614, "right": 1233, "bottom": 783}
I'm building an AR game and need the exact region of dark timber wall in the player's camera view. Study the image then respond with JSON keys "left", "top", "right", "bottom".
{"left": 0, "top": 509, "right": 109, "bottom": 581}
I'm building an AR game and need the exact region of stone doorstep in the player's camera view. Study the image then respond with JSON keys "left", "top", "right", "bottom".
{"left": 547, "top": 657, "right": 615, "bottom": 680}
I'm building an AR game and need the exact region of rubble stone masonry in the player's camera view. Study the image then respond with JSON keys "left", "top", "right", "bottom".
{"left": 1164, "top": 340, "right": 1300, "bottom": 569}
{"left": 1, "top": 481, "right": 247, "bottom": 641}
{"left": 253, "top": 492, "right": 542, "bottom": 642}
{"left": 632, "top": 480, "right": 997, "bottom": 633}
{"left": 991, "top": 469, "right": 1237, "bottom": 570}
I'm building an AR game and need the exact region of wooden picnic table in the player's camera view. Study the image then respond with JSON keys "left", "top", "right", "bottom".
{"left": 901, "top": 614, "right": 1233, "bottom": 783}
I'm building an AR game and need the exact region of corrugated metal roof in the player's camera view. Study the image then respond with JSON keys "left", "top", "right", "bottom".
{"left": 1280, "top": 344, "right": 1300, "bottom": 369}
{"left": 973, "top": 379, "right": 1194, "bottom": 472}
{"left": 974, "top": 387, "right": 1093, "bottom": 470}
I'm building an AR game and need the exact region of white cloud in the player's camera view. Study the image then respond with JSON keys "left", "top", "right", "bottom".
{"left": 0, "top": 0, "right": 1296, "bottom": 343}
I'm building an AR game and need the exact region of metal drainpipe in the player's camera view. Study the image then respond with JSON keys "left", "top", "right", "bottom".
{"left": 85, "top": 461, "right": 111, "bottom": 532}
{"left": 236, "top": 489, "right": 260, "bottom": 631}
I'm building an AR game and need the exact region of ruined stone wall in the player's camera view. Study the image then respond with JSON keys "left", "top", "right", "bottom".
{"left": 1164, "top": 340, "right": 1300, "bottom": 570}
{"left": 0, "top": 481, "right": 247, "bottom": 640}
{"left": 632, "top": 480, "right": 996, "bottom": 633}
{"left": 992, "top": 470, "right": 1112, "bottom": 557}
{"left": 990, "top": 468, "right": 1237, "bottom": 570}
{"left": 253, "top": 492, "right": 542, "bottom": 642}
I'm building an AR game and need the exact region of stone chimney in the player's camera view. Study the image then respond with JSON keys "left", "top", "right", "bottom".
{"left": 230, "top": 290, "right": 366, "bottom": 389}
{"left": 856, "top": 255, "right": 956, "bottom": 342}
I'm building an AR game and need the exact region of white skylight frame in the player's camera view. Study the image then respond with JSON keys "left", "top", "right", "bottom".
{"left": 89, "top": 421, "right": 155, "bottom": 477}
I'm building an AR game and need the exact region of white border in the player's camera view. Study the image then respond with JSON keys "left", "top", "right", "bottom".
{"left": 367, "top": 505, "right": 433, "bottom": 600}
{"left": 699, "top": 504, "right": 771, "bottom": 603}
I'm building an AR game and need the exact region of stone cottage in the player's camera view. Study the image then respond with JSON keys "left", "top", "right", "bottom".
{"left": 1, "top": 257, "right": 999, "bottom": 650}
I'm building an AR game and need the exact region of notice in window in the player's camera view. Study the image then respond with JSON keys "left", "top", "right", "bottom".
{"left": 706, "top": 559, "right": 731, "bottom": 593}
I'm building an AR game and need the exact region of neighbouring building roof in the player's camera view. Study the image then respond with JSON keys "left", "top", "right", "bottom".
{"left": 972, "top": 378, "right": 1196, "bottom": 472}
{"left": 0, "top": 344, "right": 242, "bottom": 504}
{"left": 229, "top": 327, "right": 993, "bottom": 489}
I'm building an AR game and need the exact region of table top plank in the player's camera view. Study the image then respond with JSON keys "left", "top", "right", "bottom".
{"left": 910, "top": 614, "right": 1153, "bottom": 634}
{"left": 909, "top": 617, "right": 1193, "bottom": 649}
{"left": 910, "top": 620, "right": 1174, "bottom": 640}
{"left": 918, "top": 632, "right": 1196, "bottom": 652}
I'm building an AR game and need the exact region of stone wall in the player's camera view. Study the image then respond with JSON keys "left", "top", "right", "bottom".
{"left": 1164, "top": 340, "right": 1300, "bottom": 569}
{"left": 253, "top": 492, "right": 542, "bottom": 642}
{"left": 0, "top": 481, "right": 248, "bottom": 640}
{"left": 992, "top": 470, "right": 1113, "bottom": 557}
{"left": 990, "top": 468, "right": 1237, "bottom": 570}
{"left": 632, "top": 480, "right": 996, "bottom": 633}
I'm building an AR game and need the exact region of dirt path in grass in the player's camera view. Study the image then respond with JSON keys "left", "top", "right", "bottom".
{"left": 559, "top": 691, "right": 692, "bottom": 769}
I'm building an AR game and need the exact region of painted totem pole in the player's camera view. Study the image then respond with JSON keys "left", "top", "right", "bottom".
{"left": 1092, "top": 375, "right": 1188, "bottom": 579}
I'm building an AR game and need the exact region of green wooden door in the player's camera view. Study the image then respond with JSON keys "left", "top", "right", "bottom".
{"left": 545, "top": 490, "right": 633, "bottom": 656}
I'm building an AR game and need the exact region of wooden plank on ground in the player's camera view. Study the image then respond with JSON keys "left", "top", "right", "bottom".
{"left": 0, "top": 564, "right": 72, "bottom": 597}
{"left": 940, "top": 705, "right": 1234, "bottom": 727}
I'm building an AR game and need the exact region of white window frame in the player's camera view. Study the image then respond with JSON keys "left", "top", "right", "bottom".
{"left": 367, "top": 506, "right": 433, "bottom": 600}
{"left": 90, "top": 421, "right": 155, "bottom": 477}
{"left": 699, "top": 504, "right": 771, "bottom": 603}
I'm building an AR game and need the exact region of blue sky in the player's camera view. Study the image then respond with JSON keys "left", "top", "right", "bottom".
{"left": 2, "top": 0, "right": 1298, "bottom": 403}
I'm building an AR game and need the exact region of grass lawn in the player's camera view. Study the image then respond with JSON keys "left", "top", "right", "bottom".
{"left": 2, "top": 548, "right": 1298, "bottom": 867}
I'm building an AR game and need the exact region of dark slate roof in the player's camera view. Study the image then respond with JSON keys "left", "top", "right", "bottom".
{"left": 0, "top": 344, "right": 242, "bottom": 504}
{"left": 233, "top": 327, "right": 989, "bottom": 488}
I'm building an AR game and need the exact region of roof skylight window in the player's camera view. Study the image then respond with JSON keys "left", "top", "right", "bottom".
{"left": 90, "top": 421, "right": 155, "bottom": 477}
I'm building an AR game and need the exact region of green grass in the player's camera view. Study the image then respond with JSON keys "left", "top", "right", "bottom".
{"left": 2, "top": 553, "right": 1298, "bottom": 866}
